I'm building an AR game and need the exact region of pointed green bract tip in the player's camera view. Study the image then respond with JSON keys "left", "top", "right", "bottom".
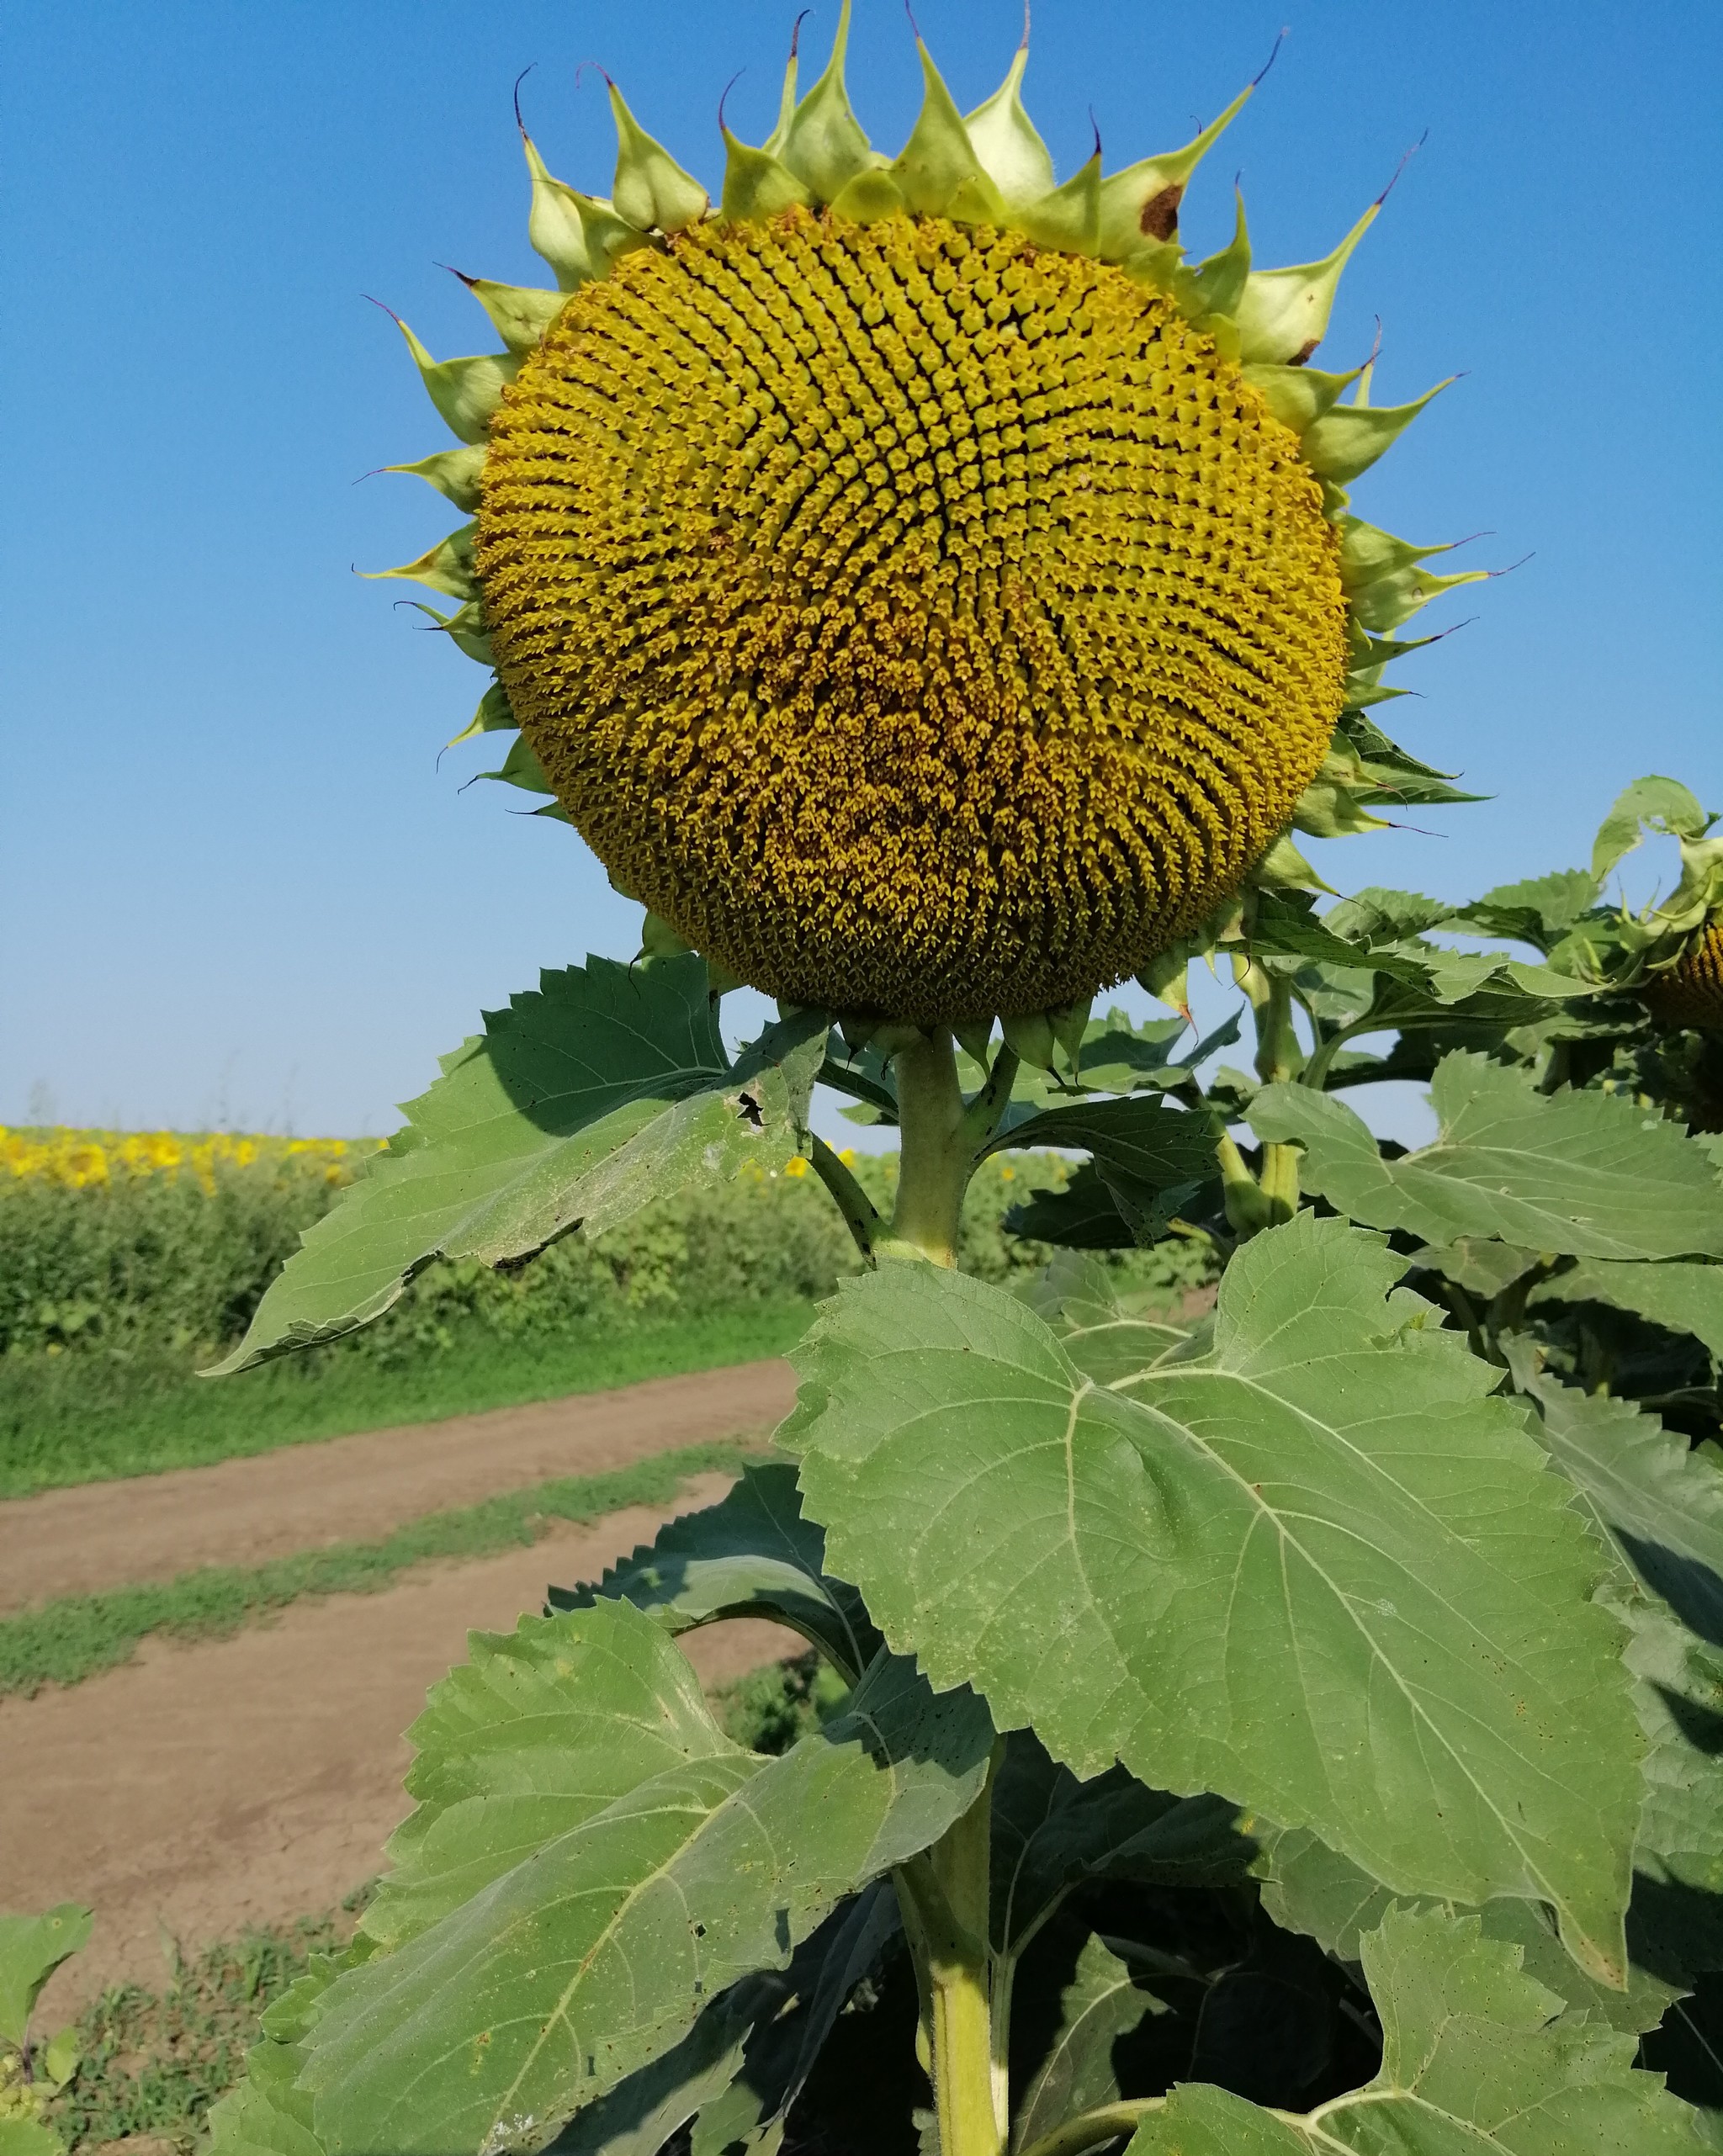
{"left": 1233, "top": 199, "right": 1379, "bottom": 364}
{"left": 521, "top": 131, "right": 594, "bottom": 289}
{"left": 368, "top": 523, "right": 480, "bottom": 601}
{"left": 762, "top": 19, "right": 802, "bottom": 159}
{"left": 1190, "top": 193, "right": 1251, "bottom": 319}
{"left": 388, "top": 320, "right": 520, "bottom": 446}
{"left": 1243, "top": 358, "right": 1362, "bottom": 437}
{"left": 607, "top": 78, "right": 708, "bottom": 231}
{"left": 384, "top": 445, "right": 487, "bottom": 512}
{"left": 1302, "top": 377, "right": 1452, "bottom": 486}
{"left": 889, "top": 41, "right": 994, "bottom": 218}
{"left": 1016, "top": 151, "right": 1102, "bottom": 256}
{"left": 964, "top": 42, "right": 1054, "bottom": 207}
{"left": 1096, "top": 82, "right": 1254, "bottom": 263}
{"left": 721, "top": 130, "right": 814, "bottom": 221}
{"left": 458, "top": 276, "right": 567, "bottom": 355}
{"left": 780, "top": 0, "right": 872, "bottom": 203}
{"left": 446, "top": 680, "right": 515, "bottom": 747}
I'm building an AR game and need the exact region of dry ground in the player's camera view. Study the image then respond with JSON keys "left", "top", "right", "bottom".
{"left": 2, "top": 1362, "right": 803, "bottom": 2020}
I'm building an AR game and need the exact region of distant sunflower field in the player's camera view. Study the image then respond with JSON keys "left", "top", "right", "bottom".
{"left": 0, "top": 1127, "right": 374, "bottom": 1195}
{"left": 0, "top": 1124, "right": 1207, "bottom": 1493}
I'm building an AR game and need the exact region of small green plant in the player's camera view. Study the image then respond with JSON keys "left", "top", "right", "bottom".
{"left": 203, "top": 11, "right": 1721, "bottom": 2152}
{"left": 40, "top": 1902, "right": 371, "bottom": 2155}
{"left": 0, "top": 1904, "right": 92, "bottom": 2155}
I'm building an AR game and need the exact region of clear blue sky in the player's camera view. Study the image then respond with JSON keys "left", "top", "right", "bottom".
{"left": 3, "top": 1, "right": 1718, "bottom": 1136}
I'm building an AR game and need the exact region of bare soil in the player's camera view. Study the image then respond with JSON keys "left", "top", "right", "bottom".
{"left": 0, "top": 1359, "right": 798, "bottom": 1615}
{"left": 8, "top": 1479, "right": 802, "bottom": 2020}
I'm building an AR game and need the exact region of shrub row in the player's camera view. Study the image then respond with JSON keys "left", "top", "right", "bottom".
{"left": 0, "top": 1136, "right": 1212, "bottom": 1365}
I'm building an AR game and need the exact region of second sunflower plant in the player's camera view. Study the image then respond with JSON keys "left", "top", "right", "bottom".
{"left": 211, "top": 12, "right": 1723, "bottom": 2152}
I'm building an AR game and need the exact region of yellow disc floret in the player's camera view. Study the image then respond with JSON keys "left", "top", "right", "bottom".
{"left": 479, "top": 208, "right": 1348, "bottom": 1019}
{"left": 1642, "top": 922, "right": 1723, "bottom": 1032}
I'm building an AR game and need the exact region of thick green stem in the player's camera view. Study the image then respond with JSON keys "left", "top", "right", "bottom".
{"left": 887, "top": 1030, "right": 970, "bottom": 1267}
{"left": 1301, "top": 1018, "right": 1370, "bottom": 1092}
{"left": 886, "top": 1059, "right": 1000, "bottom": 2144}
{"left": 896, "top": 1758, "right": 1004, "bottom": 2156}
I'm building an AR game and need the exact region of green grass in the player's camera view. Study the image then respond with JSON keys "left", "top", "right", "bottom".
{"left": 0, "top": 1302, "right": 812, "bottom": 1500}
{"left": 41, "top": 1892, "right": 373, "bottom": 2155}
{"left": 0, "top": 1438, "right": 766, "bottom": 1697}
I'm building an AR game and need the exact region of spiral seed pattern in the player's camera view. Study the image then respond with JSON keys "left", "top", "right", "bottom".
{"left": 479, "top": 209, "right": 1348, "bottom": 1018}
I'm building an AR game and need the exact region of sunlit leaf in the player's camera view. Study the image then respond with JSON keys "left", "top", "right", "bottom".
{"left": 211, "top": 959, "right": 826, "bottom": 1371}
{"left": 299, "top": 1616, "right": 993, "bottom": 2156}
{"left": 1251, "top": 1052, "right": 1723, "bottom": 1259}
{"left": 781, "top": 1213, "right": 1644, "bottom": 1984}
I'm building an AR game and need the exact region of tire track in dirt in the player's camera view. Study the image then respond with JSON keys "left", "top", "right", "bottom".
{"left": 2, "top": 1359, "right": 798, "bottom": 1613}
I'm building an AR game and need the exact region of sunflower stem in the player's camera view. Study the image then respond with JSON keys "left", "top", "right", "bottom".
{"left": 886, "top": 1029, "right": 970, "bottom": 1267}
{"left": 895, "top": 1745, "right": 1005, "bottom": 2156}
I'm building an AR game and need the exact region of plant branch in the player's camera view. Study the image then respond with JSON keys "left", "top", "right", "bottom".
{"left": 1016, "top": 2096, "right": 1164, "bottom": 2156}
{"left": 1301, "top": 1017, "right": 1373, "bottom": 1091}
{"left": 960, "top": 1042, "right": 1022, "bottom": 1152}
{"left": 807, "top": 1132, "right": 881, "bottom": 1264}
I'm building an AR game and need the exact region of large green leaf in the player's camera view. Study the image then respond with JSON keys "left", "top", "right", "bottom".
{"left": 686, "top": 1884, "right": 899, "bottom": 2154}
{"left": 780, "top": 1213, "right": 1644, "bottom": 1983}
{"left": 990, "top": 1732, "right": 1249, "bottom": 1961}
{"left": 1124, "top": 1904, "right": 1706, "bottom": 2154}
{"left": 985, "top": 1097, "right": 1220, "bottom": 1243}
{"left": 1448, "top": 870, "right": 1602, "bottom": 952}
{"left": 1248, "top": 889, "right": 1597, "bottom": 1017}
{"left": 1254, "top": 1827, "right": 1683, "bottom": 2036}
{"left": 1004, "top": 1163, "right": 1134, "bottom": 1250}
{"left": 1011, "top": 1934, "right": 1165, "bottom": 2153}
{"left": 1529, "top": 1258, "right": 1723, "bottom": 1364}
{"left": 299, "top": 1618, "right": 993, "bottom": 2156}
{"left": 1506, "top": 1357, "right": 1723, "bottom": 1984}
{"left": 551, "top": 1986, "right": 762, "bottom": 2156}
{"left": 1021, "top": 1253, "right": 1211, "bottom": 1383}
{"left": 207, "top": 1947, "right": 368, "bottom": 2156}
{"left": 1616, "top": 1597, "right": 1723, "bottom": 1989}
{"left": 1508, "top": 1357, "right": 1723, "bottom": 1647}
{"left": 212, "top": 958, "right": 826, "bottom": 1371}
{"left": 361, "top": 1602, "right": 739, "bottom": 1956}
{"left": 1250, "top": 1052, "right": 1723, "bottom": 1259}
{"left": 549, "top": 1463, "right": 882, "bottom": 1681}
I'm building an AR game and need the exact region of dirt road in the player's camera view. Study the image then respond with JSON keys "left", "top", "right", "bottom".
{"left": 1, "top": 1359, "right": 798, "bottom": 1613}
{"left": 3, "top": 1361, "right": 809, "bottom": 2018}
{"left": 9, "top": 1481, "right": 801, "bottom": 2017}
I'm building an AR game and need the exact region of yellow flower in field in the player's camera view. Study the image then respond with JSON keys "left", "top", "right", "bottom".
{"left": 785, "top": 1157, "right": 812, "bottom": 1178}
{"left": 65, "top": 1143, "right": 109, "bottom": 1188}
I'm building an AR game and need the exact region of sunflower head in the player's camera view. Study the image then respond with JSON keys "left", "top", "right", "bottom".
{"left": 1588, "top": 776, "right": 1723, "bottom": 1033}
{"left": 1641, "top": 923, "right": 1723, "bottom": 1031}
{"left": 379, "top": 4, "right": 1483, "bottom": 1025}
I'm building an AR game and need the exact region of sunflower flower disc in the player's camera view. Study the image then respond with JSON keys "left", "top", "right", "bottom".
{"left": 1643, "top": 921, "right": 1723, "bottom": 1031}
{"left": 479, "top": 209, "right": 1349, "bottom": 1020}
